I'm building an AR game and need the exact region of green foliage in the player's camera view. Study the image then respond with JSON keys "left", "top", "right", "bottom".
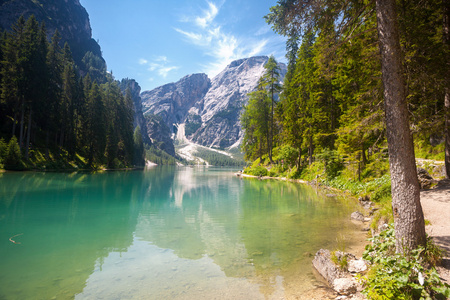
{"left": 316, "top": 148, "right": 344, "bottom": 180}
{"left": 331, "top": 251, "right": 349, "bottom": 271}
{"left": 194, "top": 148, "right": 245, "bottom": 166}
{"left": 133, "top": 126, "right": 145, "bottom": 166}
{"left": 415, "top": 139, "right": 445, "bottom": 161}
{"left": 0, "top": 15, "right": 136, "bottom": 170}
{"left": 146, "top": 146, "right": 177, "bottom": 165}
{"left": 0, "top": 138, "right": 7, "bottom": 163}
{"left": 368, "top": 175, "right": 392, "bottom": 202}
{"left": 274, "top": 145, "right": 299, "bottom": 167}
{"left": 3, "top": 136, "right": 23, "bottom": 169}
{"left": 244, "top": 165, "right": 268, "bottom": 177}
{"left": 241, "top": 56, "right": 281, "bottom": 162}
{"left": 185, "top": 122, "right": 201, "bottom": 137}
{"left": 361, "top": 224, "right": 450, "bottom": 299}
{"left": 241, "top": 83, "right": 271, "bottom": 162}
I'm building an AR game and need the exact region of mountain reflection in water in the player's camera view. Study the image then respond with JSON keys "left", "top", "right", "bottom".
{"left": 0, "top": 167, "right": 363, "bottom": 299}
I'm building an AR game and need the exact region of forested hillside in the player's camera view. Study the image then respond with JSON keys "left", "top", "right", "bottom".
{"left": 0, "top": 16, "right": 144, "bottom": 169}
{"left": 243, "top": 0, "right": 448, "bottom": 178}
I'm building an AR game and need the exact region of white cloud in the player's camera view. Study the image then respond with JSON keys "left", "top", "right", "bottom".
{"left": 140, "top": 56, "right": 179, "bottom": 79}
{"left": 174, "top": 28, "right": 209, "bottom": 46}
{"left": 155, "top": 56, "right": 168, "bottom": 62}
{"left": 248, "top": 39, "right": 268, "bottom": 57}
{"left": 195, "top": 1, "right": 219, "bottom": 28}
{"left": 139, "top": 58, "right": 148, "bottom": 65}
{"left": 159, "top": 66, "right": 179, "bottom": 78}
{"left": 255, "top": 25, "right": 271, "bottom": 36}
{"left": 175, "top": 1, "right": 270, "bottom": 78}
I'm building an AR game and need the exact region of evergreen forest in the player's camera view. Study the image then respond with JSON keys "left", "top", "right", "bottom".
{"left": 0, "top": 15, "right": 145, "bottom": 170}
{"left": 242, "top": 0, "right": 448, "bottom": 181}
{"left": 241, "top": 2, "right": 450, "bottom": 296}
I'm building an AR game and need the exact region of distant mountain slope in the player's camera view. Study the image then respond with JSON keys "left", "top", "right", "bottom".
{"left": 0, "top": 0, "right": 102, "bottom": 66}
{"left": 118, "top": 79, "right": 151, "bottom": 146}
{"left": 141, "top": 73, "right": 211, "bottom": 128}
{"left": 141, "top": 56, "right": 287, "bottom": 149}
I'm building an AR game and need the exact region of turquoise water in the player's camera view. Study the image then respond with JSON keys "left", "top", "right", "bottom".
{"left": 0, "top": 167, "right": 364, "bottom": 299}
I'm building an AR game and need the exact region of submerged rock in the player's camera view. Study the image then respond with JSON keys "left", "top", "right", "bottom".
{"left": 358, "top": 196, "right": 373, "bottom": 210}
{"left": 312, "top": 249, "right": 348, "bottom": 285}
{"left": 351, "top": 211, "right": 365, "bottom": 222}
{"left": 347, "top": 259, "right": 367, "bottom": 273}
{"left": 333, "top": 277, "right": 358, "bottom": 295}
{"left": 313, "top": 249, "right": 367, "bottom": 298}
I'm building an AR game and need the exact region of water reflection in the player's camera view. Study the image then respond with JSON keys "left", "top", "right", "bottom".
{"left": 0, "top": 171, "right": 141, "bottom": 299}
{"left": 0, "top": 168, "right": 362, "bottom": 299}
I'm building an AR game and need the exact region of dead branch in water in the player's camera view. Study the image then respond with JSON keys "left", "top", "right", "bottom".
{"left": 9, "top": 233, "right": 23, "bottom": 244}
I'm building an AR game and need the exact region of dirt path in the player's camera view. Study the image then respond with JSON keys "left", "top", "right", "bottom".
{"left": 420, "top": 179, "right": 450, "bottom": 284}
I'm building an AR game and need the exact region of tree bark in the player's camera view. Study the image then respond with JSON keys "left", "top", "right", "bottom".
{"left": 270, "top": 81, "right": 274, "bottom": 162}
{"left": 445, "top": 90, "right": 450, "bottom": 178}
{"left": 19, "top": 98, "right": 24, "bottom": 150}
{"left": 444, "top": 0, "right": 450, "bottom": 178}
{"left": 12, "top": 112, "right": 18, "bottom": 138}
{"left": 25, "top": 108, "right": 32, "bottom": 160}
{"left": 297, "top": 146, "right": 302, "bottom": 170}
{"left": 375, "top": 0, "right": 426, "bottom": 252}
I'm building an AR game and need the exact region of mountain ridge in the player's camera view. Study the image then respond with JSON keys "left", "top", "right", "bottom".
{"left": 141, "top": 56, "right": 287, "bottom": 150}
{"left": 0, "top": 0, "right": 103, "bottom": 66}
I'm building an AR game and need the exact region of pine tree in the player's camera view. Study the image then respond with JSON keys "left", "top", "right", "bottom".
{"left": 133, "top": 126, "right": 145, "bottom": 166}
{"left": 262, "top": 55, "right": 281, "bottom": 162}
{"left": 241, "top": 79, "right": 271, "bottom": 161}
{"left": 86, "top": 81, "right": 105, "bottom": 166}
{"left": 61, "top": 42, "right": 79, "bottom": 156}
{"left": 1, "top": 16, "right": 26, "bottom": 141}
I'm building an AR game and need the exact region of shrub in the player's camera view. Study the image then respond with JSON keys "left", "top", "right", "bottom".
{"left": 316, "top": 148, "right": 344, "bottom": 180}
{"left": 4, "top": 136, "right": 24, "bottom": 170}
{"left": 0, "top": 138, "right": 6, "bottom": 161}
{"left": 245, "top": 165, "right": 268, "bottom": 177}
{"left": 274, "top": 145, "right": 299, "bottom": 167}
{"left": 361, "top": 224, "right": 450, "bottom": 299}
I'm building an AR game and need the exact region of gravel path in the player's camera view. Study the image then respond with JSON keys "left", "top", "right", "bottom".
{"left": 420, "top": 179, "right": 450, "bottom": 284}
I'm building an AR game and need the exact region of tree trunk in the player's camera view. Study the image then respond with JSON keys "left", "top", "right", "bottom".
{"left": 375, "top": 0, "right": 426, "bottom": 252}
{"left": 19, "top": 98, "right": 24, "bottom": 150}
{"left": 297, "top": 146, "right": 302, "bottom": 170}
{"left": 12, "top": 112, "right": 18, "bottom": 138}
{"left": 445, "top": 90, "right": 450, "bottom": 178}
{"left": 361, "top": 144, "right": 367, "bottom": 167}
{"left": 270, "top": 83, "right": 274, "bottom": 162}
{"left": 25, "top": 108, "right": 32, "bottom": 160}
{"left": 308, "top": 127, "right": 313, "bottom": 165}
{"left": 444, "top": 0, "right": 450, "bottom": 178}
{"left": 45, "top": 129, "right": 50, "bottom": 159}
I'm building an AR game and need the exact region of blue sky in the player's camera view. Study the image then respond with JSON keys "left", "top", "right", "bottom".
{"left": 79, "top": 0, "right": 286, "bottom": 91}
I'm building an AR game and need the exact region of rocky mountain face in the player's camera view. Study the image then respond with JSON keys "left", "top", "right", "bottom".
{"left": 141, "top": 56, "right": 286, "bottom": 149}
{"left": 118, "top": 79, "right": 151, "bottom": 146}
{"left": 141, "top": 73, "right": 211, "bottom": 128}
{"left": 0, "top": 0, "right": 102, "bottom": 66}
{"left": 145, "top": 115, "right": 175, "bottom": 157}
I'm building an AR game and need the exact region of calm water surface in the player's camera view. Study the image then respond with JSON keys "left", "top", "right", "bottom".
{"left": 0, "top": 167, "right": 364, "bottom": 299}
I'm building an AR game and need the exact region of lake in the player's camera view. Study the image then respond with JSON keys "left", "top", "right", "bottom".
{"left": 0, "top": 166, "right": 365, "bottom": 299}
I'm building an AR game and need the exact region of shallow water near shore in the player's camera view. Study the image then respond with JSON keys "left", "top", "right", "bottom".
{"left": 0, "top": 166, "right": 365, "bottom": 299}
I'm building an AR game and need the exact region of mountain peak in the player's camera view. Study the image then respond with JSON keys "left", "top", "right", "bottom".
{"left": 227, "top": 56, "right": 268, "bottom": 68}
{"left": 141, "top": 56, "right": 286, "bottom": 149}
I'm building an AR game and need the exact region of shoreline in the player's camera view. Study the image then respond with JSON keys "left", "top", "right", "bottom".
{"left": 236, "top": 171, "right": 370, "bottom": 299}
